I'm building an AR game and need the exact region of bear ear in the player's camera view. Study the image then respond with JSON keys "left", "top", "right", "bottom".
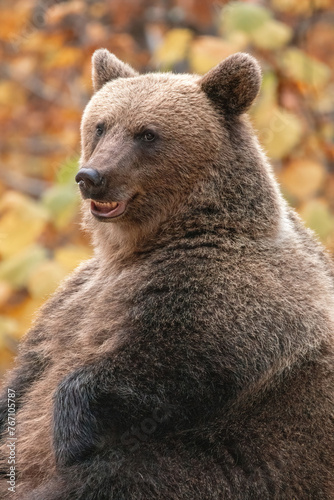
{"left": 200, "top": 53, "right": 262, "bottom": 115}
{"left": 92, "top": 49, "right": 139, "bottom": 92}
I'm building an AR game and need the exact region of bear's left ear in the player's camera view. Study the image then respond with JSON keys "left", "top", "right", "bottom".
{"left": 200, "top": 53, "right": 262, "bottom": 115}
{"left": 92, "top": 49, "right": 139, "bottom": 92}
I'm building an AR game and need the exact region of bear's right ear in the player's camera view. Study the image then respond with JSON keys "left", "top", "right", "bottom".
{"left": 200, "top": 53, "right": 262, "bottom": 115}
{"left": 92, "top": 49, "right": 138, "bottom": 92}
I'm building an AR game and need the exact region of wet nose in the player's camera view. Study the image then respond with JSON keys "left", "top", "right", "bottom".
{"left": 75, "top": 168, "right": 103, "bottom": 196}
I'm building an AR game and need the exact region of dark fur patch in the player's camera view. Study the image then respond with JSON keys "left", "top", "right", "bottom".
{"left": 200, "top": 52, "right": 262, "bottom": 115}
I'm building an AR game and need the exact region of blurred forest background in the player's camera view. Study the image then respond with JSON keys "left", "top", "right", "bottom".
{"left": 0, "top": 0, "right": 333, "bottom": 375}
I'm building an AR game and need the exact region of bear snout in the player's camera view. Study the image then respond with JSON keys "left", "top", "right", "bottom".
{"left": 75, "top": 167, "right": 105, "bottom": 198}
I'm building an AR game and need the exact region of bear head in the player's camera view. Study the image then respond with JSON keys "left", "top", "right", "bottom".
{"left": 77, "top": 49, "right": 281, "bottom": 253}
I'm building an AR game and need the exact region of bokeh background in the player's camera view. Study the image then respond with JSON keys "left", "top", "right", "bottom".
{"left": 0, "top": 0, "right": 333, "bottom": 375}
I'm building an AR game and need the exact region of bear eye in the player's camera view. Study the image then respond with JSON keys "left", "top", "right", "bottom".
{"left": 142, "top": 130, "right": 156, "bottom": 142}
{"left": 96, "top": 124, "right": 104, "bottom": 137}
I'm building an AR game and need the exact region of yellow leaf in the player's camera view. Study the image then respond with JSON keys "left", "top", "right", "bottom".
{"left": 280, "top": 159, "right": 326, "bottom": 201}
{"left": 0, "top": 316, "right": 17, "bottom": 339}
{"left": 0, "top": 281, "right": 12, "bottom": 307}
{"left": 282, "top": 49, "right": 331, "bottom": 90}
{"left": 189, "top": 36, "right": 247, "bottom": 75}
{"left": 250, "top": 20, "right": 292, "bottom": 50}
{"left": 27, "top": 260, "right": 68, "bottom": 299}
{"left": 42, "top": 184, "right": 79, "bottom": 229}
{"left": 299, "top": 199, "right": 334, "bottom": 242}
{"left": 255, "top": 107, "right": 303, "bottom": 160}
{"left": 271, "top": 0, "right": 331, "bottom": 14}
{"left": 23, "top": 32, "right": 67, "bottom": 53}
{"left": 320, "top": 122, "right": 334, "bottom": 142}
{"left": 55, "top": 245, "right": 92, "bottom": 273}
{"left": 0, "top": 245, "right": 47, "bottom": 289}
{"left": 0, "top": 81, "right": 26, "bottom": 107}
{"left": 311, "top": 90, "right": 334, "bottom": 115}
{"left": 0, "top": 192, "right": 49, "bottom": 258}
{"left": 44, "top": 46, "right": 83, "bottom": 69}
{"left": 154, "top": 29, "right": 193, "bottom": 69}
{"left": 0, "top": 316, "right": 19, "bottom": 374}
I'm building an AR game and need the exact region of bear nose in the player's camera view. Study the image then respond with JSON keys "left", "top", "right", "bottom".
{"left": 75, "top": 168, "right": 104, "bottom": 196}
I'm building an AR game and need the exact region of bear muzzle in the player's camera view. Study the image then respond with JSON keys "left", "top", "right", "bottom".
{"left": 75, "top": 167, "right": 132, "bottom": 220}
{"left": 75, "top": 167, "right": 104, "bottom": 197}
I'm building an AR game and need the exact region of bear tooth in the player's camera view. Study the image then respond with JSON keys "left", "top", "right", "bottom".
{"left": 94, "top": 201, "right": 118, "bottom": 209}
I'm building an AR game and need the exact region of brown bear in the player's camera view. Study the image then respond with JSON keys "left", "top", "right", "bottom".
{"left": 0, "top": 49, "right": 333, "bottom": 500}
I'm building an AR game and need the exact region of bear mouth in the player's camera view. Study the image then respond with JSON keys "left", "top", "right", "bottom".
{"left": 90, "top": 200, "right": 128, "bottom": 219}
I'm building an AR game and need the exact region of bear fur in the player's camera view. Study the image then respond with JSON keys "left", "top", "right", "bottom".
{"left": 0, "top": 49, "right": 334, "bottom": 499}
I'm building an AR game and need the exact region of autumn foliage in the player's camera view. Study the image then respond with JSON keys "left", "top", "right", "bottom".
{"left": 0, "top": 0, "right": 333, "bottom": 374}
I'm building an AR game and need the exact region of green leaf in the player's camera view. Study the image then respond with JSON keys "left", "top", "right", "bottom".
{"left": 56, "top": 155, "right": 80, "bottom": 185}
{"left": 251, "top": 71, "right": 278, "bottom": 122}
{"left": 221, "top": 2, "right": 271, "bottom": 35}
{"left": 42, "top": 183, "right": 79, "bottom": 229}
{"left": 0, "top": 245, "right": 47, "bottom": 289}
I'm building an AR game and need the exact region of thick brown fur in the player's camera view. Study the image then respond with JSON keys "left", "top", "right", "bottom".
{"left": 0, "top": 50, "right": 333, "bottom": 499}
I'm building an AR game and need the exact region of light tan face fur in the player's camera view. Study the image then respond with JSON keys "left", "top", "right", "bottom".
{"left": 79, "top": 73, "right": 224, "bottom": 233}
{"left": 77, "top": 50, "right": 263, "bottom": 250}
